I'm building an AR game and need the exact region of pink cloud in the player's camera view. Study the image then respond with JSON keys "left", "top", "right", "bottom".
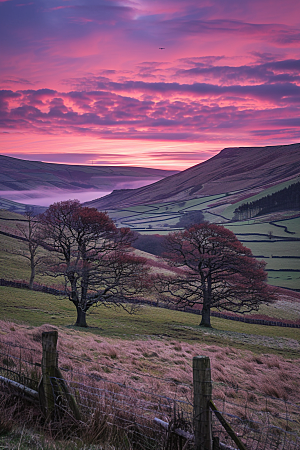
{"left": 1, "top": 0, "right": 300, "bottom": 169}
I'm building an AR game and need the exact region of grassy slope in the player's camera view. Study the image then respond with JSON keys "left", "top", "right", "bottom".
{"left": 0, "top": 286, "right": 299, "bottom": 357}
{"left": 221, "top": 176, "right": 300, "bottom": 220}
{"left": 0, "top": 208, "right": 299, "bottom": 445}
{"left": 225, "top": 218, "right": 300, "bottom": 289}
{"left": 0, "top": 185, "right": 299, "bottom": 446}
{"left": 105, "top": 191, "right": 300, "bottom": 290}
{"left": 1, "top": 312, "right": 299, "bottom": 449}
{"left": 0, "top": 208, "right": 299, "bottom": 356}
{"left": 0, "top": 155, "right": 178, "bottom": 190}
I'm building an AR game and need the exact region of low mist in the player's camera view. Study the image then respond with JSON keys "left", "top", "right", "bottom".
{"left": 0, "top": 189, "right": 111, "bottom": 207}
{"left": 0, "top": 177, "right": 164, "bottom": 207}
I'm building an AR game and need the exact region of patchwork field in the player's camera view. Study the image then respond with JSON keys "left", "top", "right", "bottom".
{"left": 1, "top": 203, "right": 299, "bottom": 292}
{"left": 106, "top": 199, "right": 300, "bottom": 290}
{"left": 0, "top": 205, "right": 299, "bottom": 449}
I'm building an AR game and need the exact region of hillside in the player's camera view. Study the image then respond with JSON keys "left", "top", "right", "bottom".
{"left": 86, "top": 143, "right": 300, "bottom": 209}
{"left": 0, "top": 155, "right": 178, "bottom": 204}
{"left": 83, "top": 143, "right": 300, "bottom": 292}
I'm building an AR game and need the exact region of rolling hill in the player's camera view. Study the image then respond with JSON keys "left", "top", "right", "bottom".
{"left": 86, "top": 143, "right": 300, "bottom": 209}
{"left": 84, "top": 143, "right": 300, "bottom": 291}
{"left": 0, "top": 155, "right": 178, "bottom": 206}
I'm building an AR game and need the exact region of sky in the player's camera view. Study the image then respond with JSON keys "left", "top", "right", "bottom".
{"left": 1, "top": 0, "right": 300, "bottom": 170}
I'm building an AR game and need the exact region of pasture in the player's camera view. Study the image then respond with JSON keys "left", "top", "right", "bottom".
{"left": 1, "top": 207, "right": 300, "bottom": 450}
{"left": 107, "top": 201, "right": 300, "bottom": 291}
{"left": 0, "top": 286, "right": 300, "bottom": 357}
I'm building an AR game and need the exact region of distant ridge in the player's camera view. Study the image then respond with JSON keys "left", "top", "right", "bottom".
{"left": 0, "top": 155, "right": 178, "bottom": 192}
{"left": 86, "top": 143, "right": 300, "bottom": 209}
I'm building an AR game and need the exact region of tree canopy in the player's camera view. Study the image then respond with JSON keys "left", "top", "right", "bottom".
{"left": 39, "top": 200, "right": 150, "bottom": 327}
{"left": 156, "top": 222, "right": 276, "bottom": 327}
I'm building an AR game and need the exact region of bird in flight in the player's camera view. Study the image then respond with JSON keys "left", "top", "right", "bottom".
{"left": 159, "top": 47, "right": 165, "bottom": 50}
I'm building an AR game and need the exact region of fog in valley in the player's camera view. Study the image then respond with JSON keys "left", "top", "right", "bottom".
{"left": 0, "top": 178, "right": 163, "bottom": 207}
{"left": 0, "top": 189, "right": 114, "bottom": 206}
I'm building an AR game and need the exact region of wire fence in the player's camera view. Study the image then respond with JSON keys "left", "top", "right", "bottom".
{"left": 55, "top": 346, "right": 194, "bottom": 449}
{"left": 0, "top": 340, "right": 42, "bottom": 391}
{"left": 212, "top": 383, "right": 300, "bottom": 450}
{"left": 0, "top": 337, "right": 300, "bottom": 449}
{"left": 51, "top": 372, "right": 192, "bottom": 449}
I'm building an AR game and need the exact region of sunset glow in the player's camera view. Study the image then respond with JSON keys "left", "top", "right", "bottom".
{"left": 1, "top": 0, "right": 300, "bottom": 169}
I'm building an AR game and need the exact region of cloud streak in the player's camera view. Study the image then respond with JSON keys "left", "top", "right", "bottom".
{"left": 0, "top": 0, "right": 300, "bottom": 168}
{"left": 1, "top": 56, "right": 300, "bottom": 144}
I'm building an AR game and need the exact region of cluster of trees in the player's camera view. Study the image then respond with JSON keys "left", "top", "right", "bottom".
{"left": 18, "top": 200, "right": 276, "bottom": 328}
{"left": 173, "top": 210, "right": 205, "bottom": 228}
{"left": 234, "top": 182, "right": 300, "bottom": 220}
{"left": 133, "top": 233, "right": 165, "bottom": 256}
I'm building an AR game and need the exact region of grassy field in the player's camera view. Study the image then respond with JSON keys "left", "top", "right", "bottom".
{"left": 111, "top": 212, "right": 300, "bottom": 290}
{"left": 0, "top": 207, "right": 299, "bottom": 346}
{"left": 2, "top": 188, "right": 300, "bottom": 291}
{"left": 1, "top": 286, "right": 299, "bottom": 357}
{"left": 0, "top": 184, "right": 299, "bottom": 447}
{"left": 0, "top": 233, "right": 65, "bottom": 288}
{"left": 106, "top": 201, "right": 300, "bottom": 290}
{"left": 1, "top": 307, "right": 299, "bottom": 449}
{"left": 0, "top": 210, "right": 299, "bottom": 448}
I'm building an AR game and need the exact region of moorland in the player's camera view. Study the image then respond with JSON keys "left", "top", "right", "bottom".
{"left": 0, "top": 143, "right": 299, "bottom": 449}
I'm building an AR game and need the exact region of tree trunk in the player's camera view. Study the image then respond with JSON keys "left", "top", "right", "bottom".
{"left": 29, "top": 258, "right": 35, "bottom": 290}
{"left": 200, "top": 285, "right": 212, "bottom": 328}
{"left": 200, "top": 304, "right": 211, "bottom": 328}
{"left": 75, "top": 306, "right": 88, "bottom": 327}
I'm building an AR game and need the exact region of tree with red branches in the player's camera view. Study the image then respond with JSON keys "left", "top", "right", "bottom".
{"left": 39, "top": 200, "right": 150, "bottom": 327}
{"left": 156, "top": 222, "right": 276, "bottom": 328}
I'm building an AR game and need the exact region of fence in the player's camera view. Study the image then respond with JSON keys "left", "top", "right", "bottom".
{"left": 0, "top": 331, "right": 300, "bottom": 450}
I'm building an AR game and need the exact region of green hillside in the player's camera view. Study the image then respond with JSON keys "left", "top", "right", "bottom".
{"left": 1, "top": 178, "right": 299, "bottom": 292}
{"left": 105, "top": 188, "right": 300, "bottom": 291}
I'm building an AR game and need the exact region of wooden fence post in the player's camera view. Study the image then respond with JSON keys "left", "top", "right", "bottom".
{"left": 41, "top": 330, "right": 58, "bottom": 418}
{"left": 193, "top": 356, "right": 213, "bottom": 450}
{"left": 39, "top": 330, "right": 81, "bottom": 421}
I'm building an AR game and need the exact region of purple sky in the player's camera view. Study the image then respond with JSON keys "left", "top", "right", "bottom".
{"left": 1, "top": 0, "right": 300, "bottom": 169}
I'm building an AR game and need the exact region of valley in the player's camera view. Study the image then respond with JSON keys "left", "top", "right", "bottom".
{"left": 0, "top": 154, "right": 178, "bottom": 207}
{"left": 104, "top": 192, "right": 300, "bottom": 291}
{"left": 1, "top": 144, "right": 299, "bottom": 291}
{"left": 0, "top": 144, "right": 299, "bottom": 449}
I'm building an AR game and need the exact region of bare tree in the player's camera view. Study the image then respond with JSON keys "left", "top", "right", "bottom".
{"left": 15, "top": 209, "right": 44, "bottom": 289}
{"left": 155, "top": 222, "right": 277, "bottom": 327}
{"left": 39, "top": 200, "right": 150, "bottom": 327}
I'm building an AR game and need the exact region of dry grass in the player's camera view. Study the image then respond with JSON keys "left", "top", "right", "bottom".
{"left": 1, "top": 319, "right": 300, "bottom": 449}
{"left": 1, "top": 320, "right": 299, "bottom": 406}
